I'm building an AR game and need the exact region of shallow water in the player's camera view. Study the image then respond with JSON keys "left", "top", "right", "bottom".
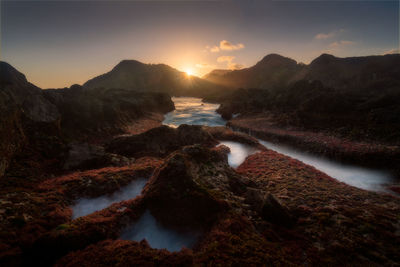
{"left": 164, "top": 97, "right": 396, "bottom": 193}
{"left": 120, "top": 210, "right": 199, "bottom": 252}
{"left": 219, "top": 141, "right": 259, "bottom": 168}
{"left": 71, "top": 178, "right": 147, "bottom": 219}
{"left": 257, "top": 140, "right": 395, "bottom": 193}
{"left": 163, "top": 97, "right": 226, "bottom": 127}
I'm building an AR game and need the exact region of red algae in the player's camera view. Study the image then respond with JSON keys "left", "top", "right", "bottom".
{"left": 229, "top": 114, "right": 400, "bottom": 171}
{"left": 237, "top": 150, "right": 400, "bottom": 265}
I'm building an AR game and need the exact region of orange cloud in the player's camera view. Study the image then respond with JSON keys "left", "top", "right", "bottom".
{"left": 206, "top": 40, "right": 245, "bottom": 52}
{"left": 219, "top": 40, "right": 245, "bottom": 51}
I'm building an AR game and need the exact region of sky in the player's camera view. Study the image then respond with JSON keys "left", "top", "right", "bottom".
{"left": 1, "top": 0, "right": 399, "bottom": 88}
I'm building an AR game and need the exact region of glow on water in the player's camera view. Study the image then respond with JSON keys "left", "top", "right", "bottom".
{"left": 71, "top": 178, "right": 147, "bottom": 219}
{"left": 163, "top": 97, "right": 226, "bottom": 127}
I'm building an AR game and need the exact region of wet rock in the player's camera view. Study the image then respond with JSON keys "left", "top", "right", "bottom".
{"left": 203, "top": 126, "right": 265, "bottom": 149}
{"left": 63, "top": 143, "right": 134, "bottom": 171}
{"left": 143, "top": 147, "right": 227, "bottom": 230}
{"left": 261, "top": 194, "right": 293, "bottom": 227}
{"left": 106, "top": 124, "right": 218, "bottom": 158}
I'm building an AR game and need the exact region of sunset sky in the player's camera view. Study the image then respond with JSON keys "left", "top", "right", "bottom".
{"left": 1, "top": 0, "right": 399, "bottom": 88}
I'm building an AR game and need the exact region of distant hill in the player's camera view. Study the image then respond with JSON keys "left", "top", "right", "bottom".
{"left": 84, "top": 60, "right": 227, "bottom": 98}
{"left": 203, "top": 53, "right": 400, "bottom": 92}
{"left": 203, "top": 54, "right": 303, "bottom": 90}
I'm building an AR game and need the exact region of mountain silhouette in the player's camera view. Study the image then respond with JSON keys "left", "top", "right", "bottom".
{"left": 84, "top": 60, "right": 226, "bottom": 97}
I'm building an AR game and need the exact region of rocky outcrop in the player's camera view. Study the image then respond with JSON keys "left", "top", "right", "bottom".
{"left": 106, "top": 124, "right": 218, "bottom": 158}
{"left": 0, "top": 62, "right": 60, "bottom": 177}
{"left": 63, "top": 143, "right": 135, "bottom": 171}
{"left": 43, "top": 85, "right": 174, "bottom": 140}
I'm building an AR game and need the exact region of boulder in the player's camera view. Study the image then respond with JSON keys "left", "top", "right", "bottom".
{"left": 261, "top": 194, "right": 293, "bottom": 227}
{"left": 106, "top": 124, "right": 218, "bottom": 158}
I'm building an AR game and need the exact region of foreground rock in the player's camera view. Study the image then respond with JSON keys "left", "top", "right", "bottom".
{"left": 28, "top": 145, "right": 293, "bottom": 266}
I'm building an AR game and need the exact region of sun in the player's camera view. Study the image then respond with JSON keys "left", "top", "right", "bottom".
{"left": 185, "top": 69, "right": 193, "bottom": 76}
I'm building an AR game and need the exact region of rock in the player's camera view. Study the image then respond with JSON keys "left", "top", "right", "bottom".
{"left": 106, "top": 124, "right": 218, "bottom": 158}
{"left": 261, "top": 194, "right": 293, "bottom": 227}
{"left": 244, "top": 188, "right": 265, "bottom": 213}
{"left": 63, "top": 143, "right": 134, "bottom": 171}
{"left": 43, "top": 86, "right": 174, "bottom": 139}
{"left": 143, "top": 147, "right": 226, "bottom": 230}
{"left": 203, "top": 126, "right": 264, "bottom": 149}
{"left": 0, "top": 62, "right": 61, "bottom": 177}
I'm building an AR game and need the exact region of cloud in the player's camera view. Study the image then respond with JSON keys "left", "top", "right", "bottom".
{"left": 217, "top": 56, "right": 235, "bottom": 63}
{"left": 315, "top": 32, "right": 335, "bottom": 40}
{"left": 210, "top": 46, "right": 220, "bottom": 52}
{"left": 384, "top": 48, "right": 400, "bottom": 55}
{"left": 314, "top": 29, "right": 346, "bottom": 40}
{"left": 206, "top": 40, "right": 245, "bottom": 52}
{"left": 219, "top": 40, "right": 245, "bottom": 51}
{"left": 329, "top": 40, "right": 355, "bottom": 48}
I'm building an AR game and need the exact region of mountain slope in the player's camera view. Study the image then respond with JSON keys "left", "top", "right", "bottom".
{"left": 203, "top": 54, "right": 304, "bottom": 89}
{"left": 203, "top": 53, "right": 400, "bottom": 91}
{"left": 84, "top": 60, "right": 226, "bottom": 97}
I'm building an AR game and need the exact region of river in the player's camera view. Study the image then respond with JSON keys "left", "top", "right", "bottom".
{"left": 163, "top": 96, "right": 396, "bottom": 193}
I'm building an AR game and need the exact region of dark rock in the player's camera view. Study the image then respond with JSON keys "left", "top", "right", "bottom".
{"left": 106, "top": 124, "right": 218, "bottom": 158}
{"left": 244, "top": 188, "right": 265, "bottom": 213}
{"left": 143, "top": 147, "right": 227, "bottom": 230}
{"left": 261, "top": 194, "right": 293, "bottom": 227}
{"left": 43, "top": 87, "right": 174, "bottom": 139}
{"left": 63, "top": 143, "right": 134, "bottom": 171}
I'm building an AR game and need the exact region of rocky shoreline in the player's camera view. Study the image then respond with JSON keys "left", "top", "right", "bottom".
{"left": 1, "top": 123, "right": 399, "bottom": 266}
{"left": 228, "top": 114, "right": 400, "bottom": 177}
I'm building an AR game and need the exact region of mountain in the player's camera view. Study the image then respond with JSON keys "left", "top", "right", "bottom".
{"left": 203, "top": 54, "right": 304, "bottom": 89}
{"left": 203, "top": 53, "right": 400, "bottom": 92}
{"left": 84, "top": 60, "right": 226, "bottom": 97}
{"left": 298, "top": 53, "right": 400, "bottom": 92}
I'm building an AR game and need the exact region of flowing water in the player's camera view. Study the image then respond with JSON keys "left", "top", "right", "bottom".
{"left": 163, "top": 97, "right": 396, "bottom": 193}
{"left": 218, "top": 141, "right": 259, "bottom": 168}
{"left": 163, "top": 97, "right": 226, "bottom": 127}
{"left": 120, "top": 210, "right": 199, "bottom": 252}
{"left": 72, "top": 178, "right": 147, "bottom": 219}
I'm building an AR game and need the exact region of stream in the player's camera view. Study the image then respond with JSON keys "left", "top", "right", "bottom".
{"left": 163, "top": 96, "right": 396, "bottom": 193}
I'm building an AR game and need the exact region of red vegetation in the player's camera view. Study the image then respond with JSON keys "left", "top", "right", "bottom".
{"left": 229, "top": 114, "right": 400, "bottom": 172}
{"left": 237, "top": 150, "right": 400, "bottom": 265}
